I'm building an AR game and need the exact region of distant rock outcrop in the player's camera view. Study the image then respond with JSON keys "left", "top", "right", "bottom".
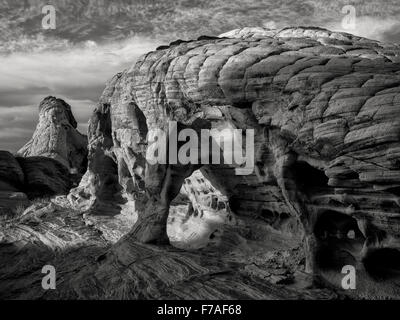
{"left": 18, "top": 96, "right": 88, "bottom": 174}
{"left": 0, "top": 97, "right": 88, "bottom": 211}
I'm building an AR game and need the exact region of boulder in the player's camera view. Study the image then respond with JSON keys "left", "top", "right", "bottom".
{"left": 17, "top": 157, "right": 74, "bottom": 199}
{"left": 0, "top": 151, "right": 29, "bottom": 213}
{"left": 0, "top": 151, "right": 24, "bottom": 191}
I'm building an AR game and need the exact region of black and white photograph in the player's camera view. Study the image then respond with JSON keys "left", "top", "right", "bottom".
{"left": 1, "top": 0, "right": 400, "bottom": 308}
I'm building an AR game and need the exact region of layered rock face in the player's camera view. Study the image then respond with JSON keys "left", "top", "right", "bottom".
{"left": 68, "top": 100, "right": 123, "bottom": 216}
{"left": 17, "top": 157, "right": 74, "bottom": 199}
{"left": 0, "top": 151, "right": 28, "bottom": 213}
{"left": 0, "top": 97, "right": 88, "bottom": 211}
{"left": 168, "top": 169, "right": 236, "bottom": 250}
{"left": 69, "top": 26, "right": 400, "bottom": 297}
{"left": 0, "top": 151, "right": 24, "bottom": 191}
{"left": 0, "top": 152, "right": 73, "bottom": 212}
{"left": 0, "top": 150, "right": 74, "bottom": 211}
{"left": 18, "top": 96, "right": 88, "bottom": 174}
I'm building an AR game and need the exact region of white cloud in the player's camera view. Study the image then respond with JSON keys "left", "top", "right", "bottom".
{"left": 326, "top": 16, "right": 400, "bottom": 42}
{"left": 0, "top": 36, "right": 161, "bottom": 152}
{"left": 0, "top": 36, "right": 159, "bottom": 93}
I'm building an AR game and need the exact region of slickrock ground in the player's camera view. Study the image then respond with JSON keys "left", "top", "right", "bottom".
{"left": 0, "top": 196, "right": 335, "bottom": 300}
{"left": 2, "top": 26, "right": 400, "bottom": 299}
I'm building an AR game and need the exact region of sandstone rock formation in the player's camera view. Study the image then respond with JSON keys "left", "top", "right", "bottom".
{"left": 0, "top": 151, "right": 24, "bottom": 192}
{"left": 17, "top": 156, "right": 75, "bottom": 199}
{"left": 18, "top": 96, "right": 88, "bottom": 174}
{"left": 0, "top": 97, "right": 88, "bottom": 210}
{"left": 2, "top": 26, "right": 400, "bottom": 299}
{"left": 68, "top": 99, "right": 125, "bottom": 216}
{"left": 69, "top": 26, "right": 400, "bottom": 298}
{"left": 168, "top": 169, "right": 236, "bottom": 250}
{"left": 0, "top": 194, "right": 333, "bottom": 300}
{"left": 0, "top": 153, "right": 79, "bottom": 204}
{"left": 0, "top": 151, "right": 29, "bottom": 213}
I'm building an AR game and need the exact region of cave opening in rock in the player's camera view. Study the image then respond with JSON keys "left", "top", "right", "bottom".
{"left": 292, "top": 161, "right": 329, "bottom": 195}
{"left": 314, "top": 211, "right": 364, "bottom": 271}
{"left": 97, "top": 155, "right": 125, "bottom": 203}
{"left": 363, "top": 248, "right": 400, "bottom": 281}
{"left": 132, "top": 104, "right": 148, "bottom": 138}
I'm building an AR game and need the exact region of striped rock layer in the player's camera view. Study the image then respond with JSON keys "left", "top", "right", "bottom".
{"left": 71, "top": 27, "right": 400, "bottom": 296}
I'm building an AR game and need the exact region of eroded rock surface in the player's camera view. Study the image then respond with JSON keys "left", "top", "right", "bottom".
{"left": 1, "top": 98, "right": 88, "bottom": 211}
{"left": 0, "top": 196, "right": 334, "bottom": 300}
{"left": 68, "top": 99, "right": 125, "bottom": 216}
{"left": 18, "top": 96, "right": 88, "bottom": 174}
{"left": 0, "top": 151, "right": 24, "bottom": 191}
{"left": 70, "top": 26, "right": 400, "bottom": 298}
{"left": 17, "top": 157, "right": 75, "bottom": 199}
{"left": 2, "top": 26, "right": 400, "bottom": 299}
{"left": 168, "top": 169, "right": 236, "bottom": 250}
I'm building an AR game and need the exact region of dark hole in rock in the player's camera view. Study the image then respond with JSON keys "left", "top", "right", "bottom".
{"left": 292, "top": 161, "right": 329, "bottom": 195}
{"left": 381, "top": 200, "right": 396, "bottom": 209}
{"left": 209, "top": 229, "right": 220, "bottom": 240}
{"left": 132, "top": 104, "right": 148, "bottom": 138}
{"left": 96, "top": 253, "right": 107, "bottom": 263}
{"left": 135, "top": 174, "right": 146, "bottom": 190}
{"left": 261, "top": 209, "right": 276, "bottom": 223}
{"left": 180, "top": 203, "right": 193, "bottom": 224}
{"left": 314, "top": 211, "right": 364, "bottom": 272}
{"left": 387, "top": 186, "right": 400, "bottom": 197}
{"left": 228, "top": 196, "right": 240, "bottom": 213}
{"left": 346, "top": 171, "right": 359, "bottom": 180}
{"left": 211, "top": 196, "right": 218, "bottom": 210}
{"left": 217, "top": 201, "right": 225, "bottom": 210}
{"left": 315, "top": 247, "right": 357, "bottom": 271}
{"left": 314, "top": 211, "right": 363, "bottom": 240}
{"left": 187, "top": 203, "right": 194, "bottom": 215}
{"left": 233, "top": 101, "right": 253, "bottom": 109}
{"left": 95, "top": 157, "right": 125, "bottom": 205}
{"left": 363, "top": 248, "right": 400, "bottom": 281}
{"left": 78, "top": 154, "right": 89, "bottom": 175}
{"left": 327, "top": 199, "right": 343, "bottom": 207}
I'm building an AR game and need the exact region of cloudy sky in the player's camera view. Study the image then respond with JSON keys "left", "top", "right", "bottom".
{"left": 1, "top": 0, "right": 400, "bottom": 152}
